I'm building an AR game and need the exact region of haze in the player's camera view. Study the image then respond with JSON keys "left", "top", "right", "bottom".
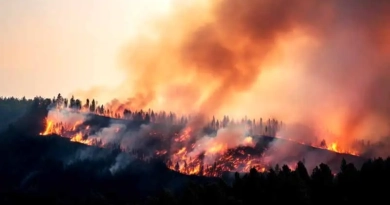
{"left": 0, "top": 0, "right": 171, "bottom": 99}
{"left": 102, "top": 0, "right": 390, "bottom": 147}
{"left": 2, "top": 0, "right": 390, "bottom": 149}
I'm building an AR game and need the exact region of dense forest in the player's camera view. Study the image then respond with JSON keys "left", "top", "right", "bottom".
{"left": 0, "top": 96, "right": 390, "bottom": 204}
{"left": 0, "top": 97, "right": 33, "bottom": 131}
{"left": 0, "top": 95, "right": 373, "bottom": 148}
{"left": 0, "top": 95, "right": 284, "bottom": 134}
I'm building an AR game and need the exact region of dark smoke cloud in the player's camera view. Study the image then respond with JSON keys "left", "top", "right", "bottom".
{"left": 78, "top": 0, "right": 390, "bottom": 152}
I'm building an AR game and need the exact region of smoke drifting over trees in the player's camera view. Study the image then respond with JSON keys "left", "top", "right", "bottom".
{"left": 3, "top": 1, "right": 390, "bottom": 204}
{"left": 1, "top": 96, "right": 390, "bottom": 204}
{"left": 77, "top": 1, "right": 390, "bottom": 149}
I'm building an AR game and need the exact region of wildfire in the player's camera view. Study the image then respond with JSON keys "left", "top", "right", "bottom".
{"left": 325, "top": 142, "right": 358, "bottom": 156}
{"left": 69, "top": 132, "right": 94, "bottom": 145}
{"left": 39, "top": 107, "right": 360, "bottom": 176}
{"left": 329, "top": 143, "right": 338, "bottom": 152}
{"left": 39, "top": 117, "right": 95, "bottom": 146}
{"left": 39, "top": 118, "right": 53, "bottom": 135}
{"left": 280, "top": 137, "right": 358, "bottom": 156}
{"left": 166, "top": 145, "right": 268, "bottom": 176}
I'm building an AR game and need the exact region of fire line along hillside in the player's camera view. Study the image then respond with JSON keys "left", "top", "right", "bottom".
{"left": 0, "top": 96, "right": 389, "bottom": 204}
{"left": 35, "top": 94, "right": 367, "bottom": 176}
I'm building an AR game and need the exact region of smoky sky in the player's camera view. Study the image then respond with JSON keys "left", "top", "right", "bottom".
{"left": 77, "top": 0, "right": 390, "bottom": 144}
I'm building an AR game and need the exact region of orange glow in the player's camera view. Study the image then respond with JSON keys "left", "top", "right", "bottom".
{"left": 4, "top": 0, "right": 390, "bottom": 166}
{"left": 39, "top": 118, "right": 53, "bottom": 136}
{"left": 39, "top": 107, "right": 361, "bottom": 176}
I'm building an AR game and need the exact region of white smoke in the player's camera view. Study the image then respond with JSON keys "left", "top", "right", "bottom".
{"left": 88, "top": 121, "right": 127, "bottom": 145}
{"left": 118, "top": 123, "right": 154, "bottom": 151}
{"left": 47, "top": 108, "right": 89, "bottom": 125}
{"left": 188, "top": 124, "right": 254, "bottom": 164}
{"left": 109, "top": 152, "right": 135, "bottom": 175}
{"left": 275, "top": 123, "right": 318, "bottom": 145}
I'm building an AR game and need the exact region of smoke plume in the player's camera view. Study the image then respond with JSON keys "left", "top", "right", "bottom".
{"left": 47, "top": 108, "right": 88, "bottom": 126}
{"left": 188, "top": 124, "right": 254, "bottom": 164}
{"left": 78, "top": 0, "right": 390, "bottom": 150}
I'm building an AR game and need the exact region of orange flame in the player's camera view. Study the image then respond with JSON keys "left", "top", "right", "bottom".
{"left": 39, "top": 107, "right": 360, "bottom": 176}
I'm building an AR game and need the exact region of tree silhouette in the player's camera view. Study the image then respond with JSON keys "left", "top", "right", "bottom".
{"left": 90, "top": 99, "right": 96, "bottom": 112}
{"left": 1, "top": 95, "right": 390, "bottom": 204}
